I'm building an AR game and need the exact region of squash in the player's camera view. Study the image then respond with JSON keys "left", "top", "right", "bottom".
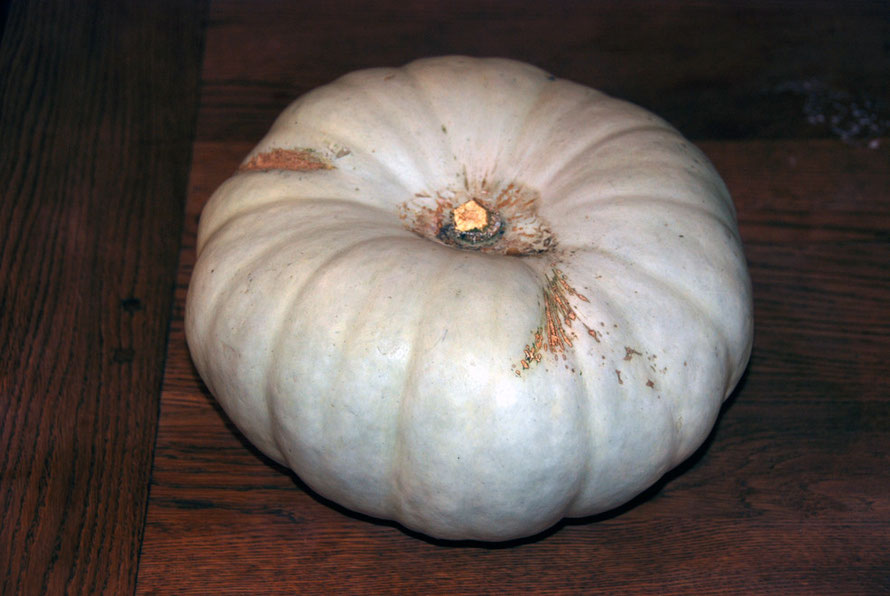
{"left": 185, "top": 56, "right": 753, "bottom": 541}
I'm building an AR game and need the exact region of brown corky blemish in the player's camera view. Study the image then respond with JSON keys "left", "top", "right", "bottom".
{"left": 624, "top": 347, "right": 642, "bottom": 361}
{"left": 240, "top": 148, "right": 333, "bottom": 172}
{"left": 515, "top": 268, "right": 603, "bottom": 375}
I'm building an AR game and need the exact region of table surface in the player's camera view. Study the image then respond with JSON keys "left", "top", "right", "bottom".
{"left": 2, "top": 1, "right": 889, "bottom": 593}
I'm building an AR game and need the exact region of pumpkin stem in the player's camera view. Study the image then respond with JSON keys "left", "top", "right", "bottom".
{"left": 452, "top": 199, "right": 489, "bottom": 232}
{"left": 439, "top": 199, "right": 504, "bottom": 248}
{"left": 400, "top": 183, "right": 554, "bottom": 255}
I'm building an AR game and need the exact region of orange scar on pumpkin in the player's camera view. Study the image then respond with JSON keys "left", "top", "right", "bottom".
{"left": 240, "top": 148, "right": 333, "bottom": 172}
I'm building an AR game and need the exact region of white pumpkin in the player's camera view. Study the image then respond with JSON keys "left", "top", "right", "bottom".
{"left": 185, "top": 56, "right": 753, "bottom": 541}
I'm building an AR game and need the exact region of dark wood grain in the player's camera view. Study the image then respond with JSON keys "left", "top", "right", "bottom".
{"left": 195, "top": 0, "right": 889, "bottom": 144}
{"left": 0, "top": 1, "right": 206, "bottom": 593}
{"left": 135, "top": 1, "right": 889, "bottom": 594}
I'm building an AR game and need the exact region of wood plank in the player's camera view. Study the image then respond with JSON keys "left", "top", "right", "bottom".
{"left": 0, "top": 1, "right": 206, "bottom": 593}
{"left": 196, "top": 0, "right": 889, "bottom": 144}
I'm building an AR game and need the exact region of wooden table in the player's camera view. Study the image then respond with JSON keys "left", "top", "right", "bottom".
{"left": 3, "top": 1, "right": 888, "bottom": 593}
